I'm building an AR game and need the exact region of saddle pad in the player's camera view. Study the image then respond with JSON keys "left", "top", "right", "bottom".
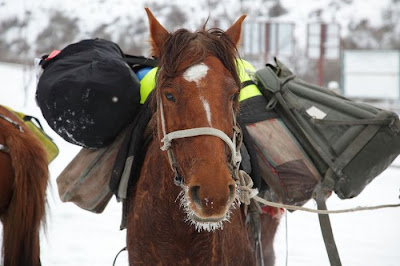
{"left": 246, "top": 118, "right": 321, "bottom": 206}
{"left": 56, "top": 129, "right": 125, "bottom": 213}
{"left": 2, "top": 105, "right": 59, "bottom": 163}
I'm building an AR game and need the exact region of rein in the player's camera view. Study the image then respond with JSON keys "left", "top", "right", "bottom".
{"left": 0, "top": 113, "right": 24, "bottom": 154}
{"left": 0, "top": 114, "right": 24, "bottom": 133}
{"left": 158, "top": 94, "right": 243, "bottom": 186}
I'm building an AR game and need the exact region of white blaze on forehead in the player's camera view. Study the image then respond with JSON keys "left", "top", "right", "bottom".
{"left": 183, "top": 63, "right": 209, "bottom": 86}
{"left": 200, "top": 96, "right": 212, "bottom": 126}
{"left": 183, "top": 63, "right": 213, "bottom": 126}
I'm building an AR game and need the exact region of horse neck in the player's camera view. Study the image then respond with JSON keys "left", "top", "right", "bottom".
{"left": 0, "top": 107, "right": 48, "bottom": 266}
{"left": 130, "top": 137, "right": 190, "bottom": 229}
{"left": 127, "top": 138, "right": 254, "bottom": 265}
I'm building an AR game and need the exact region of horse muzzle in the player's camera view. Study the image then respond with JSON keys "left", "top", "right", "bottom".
{"left": 186, "top": 177, "right": 237, "bottom": 222}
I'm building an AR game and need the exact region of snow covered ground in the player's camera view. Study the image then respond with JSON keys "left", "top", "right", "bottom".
{"left": 0, "top": 62, "right": 399, "bottom": 266}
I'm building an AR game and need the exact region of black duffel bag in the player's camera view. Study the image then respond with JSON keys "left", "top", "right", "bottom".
{"left": 36, "top": 38, "right": 141, "bottom": 149}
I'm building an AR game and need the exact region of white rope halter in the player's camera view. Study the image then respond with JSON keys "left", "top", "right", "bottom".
{"left": 158, "top": 92, "right": 242, "bottom": 185}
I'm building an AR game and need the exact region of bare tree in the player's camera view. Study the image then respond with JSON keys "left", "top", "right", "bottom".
{"left": 35, "top": 11, "right": 79, "bottom": 55}
{"left": 269, "top": 0, "right": 288, "bottom": 17}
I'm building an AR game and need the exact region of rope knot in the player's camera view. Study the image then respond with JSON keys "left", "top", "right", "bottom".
{"left": 237, "top": 170, "right": 259, "bottom": 205}
{"left": 160, "top": 135, "right": 172, "bottom": 151}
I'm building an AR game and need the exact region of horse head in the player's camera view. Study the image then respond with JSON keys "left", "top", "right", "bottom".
{"left": 145, "top": 8, "right": 246, "bottom": 231}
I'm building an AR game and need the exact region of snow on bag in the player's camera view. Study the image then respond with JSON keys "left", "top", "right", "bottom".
{"left": 35, "top": 38, "right": 141, "bottom": 149}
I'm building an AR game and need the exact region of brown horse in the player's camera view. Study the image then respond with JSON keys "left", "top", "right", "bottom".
{"left": 126, "top": 9, "right": 281, "bottom": 265}
{"left": 0, "top": 106, "right": 49, "bottom": 266}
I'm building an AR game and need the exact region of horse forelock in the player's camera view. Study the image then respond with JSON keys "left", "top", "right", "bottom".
{"left": 148, "top": 27, "right": 242, "bottom": 124}
{"left": 156, "top": 27, "right": 241, "bottom": 92}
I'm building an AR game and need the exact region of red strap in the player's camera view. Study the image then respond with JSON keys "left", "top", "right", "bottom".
{"left": 46, "top": 50, "right": 61, "bottom": 61}
{"left": 261, "top": 206, "right": 284, "bottom": 217}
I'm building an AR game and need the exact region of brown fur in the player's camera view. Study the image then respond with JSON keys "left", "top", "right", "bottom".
{"left": 126, "top": 9, "right": 280, "bottom": 265}
{"left": 0, "top": 106, "right": 49, "bottom": 266}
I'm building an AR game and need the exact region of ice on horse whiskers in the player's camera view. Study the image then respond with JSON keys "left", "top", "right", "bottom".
{"left": 176, "top": 183, "right": 241, "bottom": 232}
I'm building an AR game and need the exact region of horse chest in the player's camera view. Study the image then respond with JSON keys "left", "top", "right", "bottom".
{"left": 128, "top": 230, "right": 252, "bottom": 265}
{"left": 128, "top": 196, "right": 254, "bottom": 265}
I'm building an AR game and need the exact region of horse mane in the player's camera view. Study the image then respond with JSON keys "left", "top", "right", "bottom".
{"left": 0, "top": 106, "right": 49, "bottom": 266}
{"left": 153, "top": 26, "right": 241, "bottom": 110}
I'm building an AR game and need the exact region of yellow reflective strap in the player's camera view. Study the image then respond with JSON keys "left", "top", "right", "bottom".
{"left": 239, "top": 83, "right": 262, "bottom": 102}
{"left": 236, "top": 59, "right": 256, "bottom": 80}
{"left": 236, "top": 59, "right": 262, "bottom": 102}
{"left": 140, "top": 67, "right": 158, "bottom": 104}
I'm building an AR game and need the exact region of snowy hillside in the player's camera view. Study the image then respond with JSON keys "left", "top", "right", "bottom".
{"left": 0, "top": 0, "right": 398, "bottom": 63}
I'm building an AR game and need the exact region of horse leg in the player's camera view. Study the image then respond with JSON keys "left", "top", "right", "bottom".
{"left": 260, "top": 207, "right": 283, "bottom": 266}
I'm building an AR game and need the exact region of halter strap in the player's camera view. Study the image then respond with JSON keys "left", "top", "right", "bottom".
{"left": 0, "top": 144, "right": 9, "bottom": 153}
{"left": 158, "top": 92, "right": 243, "bottom": 186}
{"left": 0, "top": 113, "right": 24, "bottom": 154}
{"left": 161, "top": 127, "right": 242, "bottom": 167}
{"left": 0, "top": 114, "right": 24, "bottom": 133}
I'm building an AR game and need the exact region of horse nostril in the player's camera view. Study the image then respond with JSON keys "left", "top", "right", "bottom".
{"left": 228, "top": 184, "right": 235, "bottom": 201}
{"left": 190, "top": 185, "right": 201, "bottom": 207}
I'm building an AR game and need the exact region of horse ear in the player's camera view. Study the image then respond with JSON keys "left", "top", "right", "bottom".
{"left": 225, "top": 15, "right": 247, "bottom": 46}
{"left": 145, "top": 7, "right": 170, "bottom": 57}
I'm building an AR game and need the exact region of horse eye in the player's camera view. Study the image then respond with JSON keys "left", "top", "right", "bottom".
{"left": 231, "top": 93, "right": 239, "bottom": 101}
{"left": 165, "top": 92, "right": 176, "bottom": 102}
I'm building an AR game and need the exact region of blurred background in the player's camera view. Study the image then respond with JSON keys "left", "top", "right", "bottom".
{"left": 0, "top": 0, "right": 399, "bottom": 265}
{"left": 1, "top": 0, "right": 400, "bottom": 110}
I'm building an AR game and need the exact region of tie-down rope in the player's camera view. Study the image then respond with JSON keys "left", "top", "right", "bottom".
{"left": 237, "top": 170, "right": 400, "bottom": 214}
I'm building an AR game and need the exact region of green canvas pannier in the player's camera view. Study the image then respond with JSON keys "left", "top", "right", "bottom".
{"left": 3, "top": 106, "right": 59, "bottom": 163}
{"left": 255, "top": 58, "right": 400, "bottom": 199}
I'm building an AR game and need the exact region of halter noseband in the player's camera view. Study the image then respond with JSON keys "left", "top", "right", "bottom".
{"left": 158, "top": 94, "right": 243, "bottom": 187}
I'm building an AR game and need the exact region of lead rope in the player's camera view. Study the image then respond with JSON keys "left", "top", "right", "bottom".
{"left": 237, "top": 170, "right": 400, "bottom": 214}
{"left": 238, "top": 170, "right": 259, "bottom": 205}
{"left": 112, "top": 247, "right": 127, "bottom": 266}
{"left": 238, "top": 170, "right": 264, "bottom": 266}
{"left": 238, "top": 170, "right": 399, "bottom": 266}
{"left": 284, "top": 210, "right": 289, "bottom": 266}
